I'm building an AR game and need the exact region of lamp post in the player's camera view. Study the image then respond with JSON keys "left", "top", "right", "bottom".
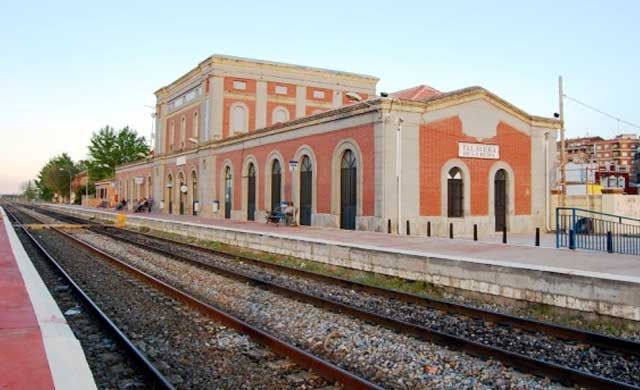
{"left": 59, "top": 167, "right": 72, "bottom": 204}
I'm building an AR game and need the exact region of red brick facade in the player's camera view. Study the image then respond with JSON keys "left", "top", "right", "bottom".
{"left": 420, "top": 116, "right": 531, "bottom": 216}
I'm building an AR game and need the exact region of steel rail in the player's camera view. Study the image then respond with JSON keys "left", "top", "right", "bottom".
{"left": 96, "top": 221, "right": 640, "bottom": 357}
{"left": 18, "top": 204, "right": 640, "bottom": 389}
{"left": 40, "top": 223, "right": 381, "bottom": 389}
{"left": 3, "top": 207, "right": 175, "bottom": 390}
{"left": 90, "top": 224, "right": 640, "bottom": 390}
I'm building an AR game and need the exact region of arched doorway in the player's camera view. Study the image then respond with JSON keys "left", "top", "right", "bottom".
{"left": 191, "top": 171, "right": 198, "bottom": 216}
{"left": 166, "top": 174, "right": 173, "bottom": 214}
{"left": 447, "top": 167, "right": 463, "bottom": 217}
{"left": 299, "top": 156, "right": 312, "bottom": 225}
{"left": 494, "top": 169, "right": 507, "bottom": 231}
{"left": 340, "top": 150, "right": 357, "bottom": 230}
{"left": 247, "top": 163, "right": 256, "bottom": 221}
{"left": 271, "top": 160, "right": 282, "bottom": 211}
{"left": 178, "top": 172, "right": 185, "bottom": 215}
{"left": 224, "top": 166, "right": 232, "bottom": 219}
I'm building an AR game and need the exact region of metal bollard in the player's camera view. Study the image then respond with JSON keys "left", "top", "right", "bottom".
{"left": 606, "top": 231, "right": 613, "bottom": 253}
{"left": 473, "top": 224, "right": 478, "bottom": 241}
{"left": 387, "top": 219, "right": 391, "bottom": 234}
{"left": 449, "top": 223, "right": 454, "bottom": 239}
{"left": 569, "top": 229, "right": 575, "bottom": 250}
{"left": 502, "top": 227, "right": 507, "bottom": 244}
{"left": 406, "top": 220, "right": 410, "bottom": 236}
{"left": 535, "top": 227, "right": 540, "bottom": 247}
{"left": 427, "top": 221, "right": 431, "bottom": 237}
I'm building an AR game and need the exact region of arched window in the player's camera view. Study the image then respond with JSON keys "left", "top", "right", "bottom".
{"left": 224, "top": 166, "right": 232, "bottom": 219}
{"left": 169, "top": 121, "right": 175, "bottom": 151}
{"left": 300, "top": 155, "right": 313, "bottom": 226}
{"left": 272, "top": 107, "right": 289, "bottom": 124}
{"left": 618, "top": 176, "right": 626, "bottom": 188}
{"left": 247, "top": 163, "right": 256, "bottom": 221}
{"left": 447, "top": 167, "right": 463, "bottom": 218}
{"left": 231, "top": 104, "right": 248, "bottom": 133}
{"left": 180, "top": 116, "right": 186, "bottom": 148}
{"left": 193, "top": 111, "right": 199, "bottom": 138}
{"left": 271, "top": 159, "right": 282, "bottom": 211}
{"left": 340, "top": 150, "right": 357, "bottom": 230}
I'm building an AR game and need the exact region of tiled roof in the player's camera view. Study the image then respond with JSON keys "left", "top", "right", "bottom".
{"left": 390, "top": 84, "right": 442, "bottom": 101}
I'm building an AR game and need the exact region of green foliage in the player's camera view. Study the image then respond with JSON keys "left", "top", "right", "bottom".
{"left": 20, "top": 180, "right": 38, "bottom": 201}
{"left": 88, "top": 125, "right": 150, "bottom": 181}
{"left": 35, "top": 153, "right": 79, "bottom": 201}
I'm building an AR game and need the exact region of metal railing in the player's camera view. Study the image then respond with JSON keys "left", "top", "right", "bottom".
{"left": 556, "top": 207, "right": 640, "bottom": 255}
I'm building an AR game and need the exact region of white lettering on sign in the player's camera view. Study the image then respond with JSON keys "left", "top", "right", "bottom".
{"left": 275, "top": 85, "right": 288, "bottom": 95}
{"left": 176, "top": 156, "right": 186, "bottom": 166}
{"left": 134, "top": 177, "right": 144, "bottom": 184}
{"left": 458, "top": 142, "right": 499, "bottom": 159}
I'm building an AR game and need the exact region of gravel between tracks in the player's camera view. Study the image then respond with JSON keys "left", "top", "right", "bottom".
{"left": 99, "top": 227, "right": 640, "bottom": 387}
{"left": 15, "top": 227, "right": 150, "bottom": 389}
{"left": 32, "top": 229, "right": 330, "bottom": 389}
{"left": 72, "top": 230, "right": 563, "bottom": 389}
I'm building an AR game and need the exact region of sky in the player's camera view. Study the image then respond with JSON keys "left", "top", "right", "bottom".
{"left": 1, "top": 1, "right": 639, "bottom": 194}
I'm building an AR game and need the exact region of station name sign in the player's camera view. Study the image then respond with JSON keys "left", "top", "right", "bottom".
{"left": 458, "top": 142, "right": 499, "bottom": 159}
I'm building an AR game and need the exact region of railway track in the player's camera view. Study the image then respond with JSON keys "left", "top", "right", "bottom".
{"left": 16, "top": 203, "right": 640, "bottom": 389}
{"left": 4, "top": 204, "right": 380, "bottom": 389}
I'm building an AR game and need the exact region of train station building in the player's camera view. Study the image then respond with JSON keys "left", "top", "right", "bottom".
{"left": 113, "top": 55, "right": 561, "bottom": 235}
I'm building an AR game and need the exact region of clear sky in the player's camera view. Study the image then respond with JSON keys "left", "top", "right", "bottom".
{"left": 1, "top": 1, "right": 638, "bottom": 193}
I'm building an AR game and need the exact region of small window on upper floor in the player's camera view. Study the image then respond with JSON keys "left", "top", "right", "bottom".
{"left": 272, "top": 107, "right": 289, "bottom": 124}
{"left": 193, "top": 111, "right": 199, "bottom": 138}
{"left": 233, "top": 80, "right": 247, "bottom": 90}
{"left": 312, "top": 90, "right": 325, "bottom": 99}
{"left": 180, "top": 116, "right": 186, "bottom": 149}
{"left": 275, "top": 85, "right": 288, "bottom": 95}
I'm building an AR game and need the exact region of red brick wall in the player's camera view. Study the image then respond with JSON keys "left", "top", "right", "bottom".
{"left": 216, "top": 123, "right": 375, "bottom": 216}
{"left": 266, "top": 102, "right": 296, "bottom": 126}
{"left": 419, "top": 116, "right": 531, "bottom": 216}
{"left": 165, "top": 106, "right": 199, "bottom": 152}
{"left": 306, "top": 86, "right": 333, "bottom": 103}
{"left": 223, "top": 77, "right": 257, "bottom": 94}
{"left": 223, "top": 98, "right": 256, "bottom": 138}
{"left": 267, "top": 81, "right": 296, "bottom": 98}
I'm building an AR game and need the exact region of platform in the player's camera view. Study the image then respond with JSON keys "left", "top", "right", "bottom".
{"left": 0, "top": 207, "right": 96, "bottom": 389}
{"left": 40, "top": 203, "right": 640, "bottom": 321}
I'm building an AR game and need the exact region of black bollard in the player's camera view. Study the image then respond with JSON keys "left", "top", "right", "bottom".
{"left": 502, "top": 226, "right": 507, "bottom": 244}
{"left": 535, "top": 227, "right": 540, "bottom": 247}
{"left": 387, "top": 219, "right": 391, "bottom": 234}
{"left": 473, "top": 224, "right": 478, "bottom": 241}
{"left": 406, "top": 220, "right": 410, "bottom": 236}
{"left": 569, "top": 229, "right": 575, "bottom": 249}
{"left": 427, "top": 221, "right": 431, "bottom": 237}
{"left": 449, "top": 223, "right": 454, "bottom": 239}
{"left": 606, "top": 231, "right": 613, "bottom": 253}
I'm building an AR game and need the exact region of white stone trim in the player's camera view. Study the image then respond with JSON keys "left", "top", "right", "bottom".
{"left": 264, "top": 151, "right": 286, "bottom": 211}
{"left": 241, "top": 155, "right": 260, "bottom": 220}
{"left": 331, "top": 139, "right": 364, "bottom": 219}
{"left": 440, "top": 159, "right": 471, "bottom": 217}
{"left": 293, "top": 145, "right": 318, "bottom": 221}
{"left": 488, "top": 161, "right": 516, "bottom": 228}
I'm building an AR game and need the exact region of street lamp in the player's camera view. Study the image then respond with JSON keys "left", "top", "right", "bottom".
{"left": 59, "top": 167, "right": 72, "bottom": 205}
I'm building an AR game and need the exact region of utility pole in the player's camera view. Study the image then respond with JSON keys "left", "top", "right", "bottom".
{"left": 559, "top": 76, "right": 566, "bottom": 207}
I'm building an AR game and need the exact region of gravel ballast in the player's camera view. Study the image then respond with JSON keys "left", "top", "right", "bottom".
{"left": 72, "top": 229, "right": 564, "bottom": 389}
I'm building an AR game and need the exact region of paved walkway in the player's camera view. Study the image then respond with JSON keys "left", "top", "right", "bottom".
{"left": 52, "top": 204, "right": 640, "bottom": 283}
{"left": 0, "top": 207, "right": 95, "bottom": 389}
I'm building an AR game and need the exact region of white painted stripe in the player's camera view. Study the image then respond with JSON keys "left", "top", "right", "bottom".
{"left": 1, "top": 207, "right": 96, "bottom": 390}
{"left": 51, "top": 204, "right": 640, "bottom": 285}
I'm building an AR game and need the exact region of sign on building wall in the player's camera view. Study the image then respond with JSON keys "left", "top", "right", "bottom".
{"left": 134, "top": 177, "right": 144, "bottom": 184}
{"left": 458, "top": 142, "right": 500, "bottom": 159}
{"left": 176, "top": 156, "right": 186, "bottom": 166}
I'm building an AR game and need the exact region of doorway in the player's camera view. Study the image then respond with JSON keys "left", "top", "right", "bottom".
{"left": 494, "top": 169, "right": 507, "bottom": 231}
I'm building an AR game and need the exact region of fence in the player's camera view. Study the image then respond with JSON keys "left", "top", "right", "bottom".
{"left": 556, "top": 207, "right": 640, "bottom": 255}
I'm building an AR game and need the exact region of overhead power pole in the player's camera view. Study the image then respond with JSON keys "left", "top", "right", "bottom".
{"left": 559, "top": 76, "right": 566, "bottom": 207}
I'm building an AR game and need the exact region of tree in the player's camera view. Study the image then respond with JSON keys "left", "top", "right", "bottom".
{"left": 88, "top": 125, "right": 150, "bottom": 181}
{"left": 20, "top": 180, "right": 38, "bottom": 201}
{"left": 35, "top": 153, "right": 78, "bottom": 202}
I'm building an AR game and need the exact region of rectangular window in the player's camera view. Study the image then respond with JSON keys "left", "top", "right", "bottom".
{"left": 312, "top": 90, "right": 325, "bottom": 99}
{"left": 275, "top": 85, "right": 288, "bottom": 95}
{"left": 233, "top": 80, "right": 247, "bottom": 90}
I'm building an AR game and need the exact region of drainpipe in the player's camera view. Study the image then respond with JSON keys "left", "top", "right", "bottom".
{"left": 544, "top": 132, "right": 551, "bottom": 231}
